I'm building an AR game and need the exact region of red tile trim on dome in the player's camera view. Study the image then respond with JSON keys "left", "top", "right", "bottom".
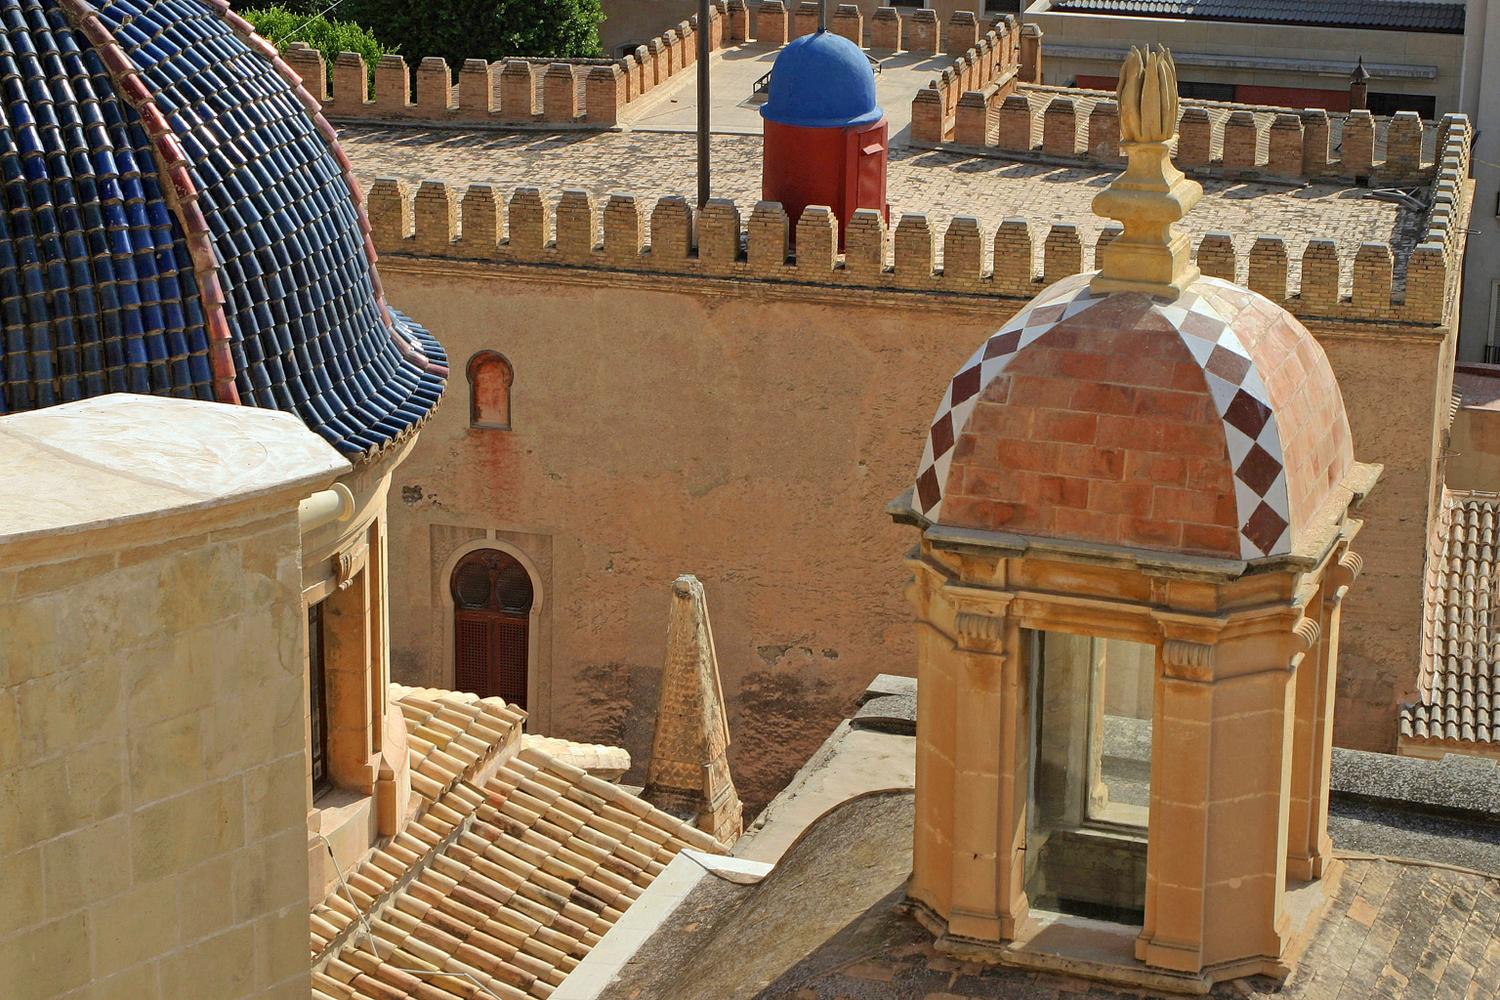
{"left": 200, "top": 0, "right": 447, "bottom": 380}
{"left": 912, "top": 274, "right": 1294, "bottom": 560}
{"left": 57, "top": 0, "right": 242, "bottom": 405}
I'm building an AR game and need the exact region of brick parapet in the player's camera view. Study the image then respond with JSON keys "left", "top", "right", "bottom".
{"left": 912, "top": 82, "right": 1453, "bottom": 191}
{"left": 297, "top": 9, "right": 1025, "bottom": 132}
{"left": 366, "top": 179, "right": 1464, "bottom": 327}
{"left": 285, "top": 6, "right": 732, "bottom": 130}
{"left": 908, "top": 14, "right": 1020, "bottom": 142}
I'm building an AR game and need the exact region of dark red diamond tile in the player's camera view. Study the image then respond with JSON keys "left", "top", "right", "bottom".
{"left": 951, "top": 364, "right": 982, "bottom": 405}
{"left": 1242, "top": 501, "right": 1289, "bottom": 555}
{"left": 916, "top": 466, "right": 942, "bottom": 512}
{"left": 1236, "top": 442, "right": 1282, "bottom": 496}
{"left": 1205, "top": 344, "right": 1251, "bottom": 385}
{"left": 1180, "top": 310, "right": 1225, "bottom": 341}
{"left": 930, "top": 412, "right": 955, "bottom": 457}
{"left": 1224, "top": 389, "right": 1272, "bottom": 438}
{"left": 984, "top": 330, "right": 1022, "bottom": 359}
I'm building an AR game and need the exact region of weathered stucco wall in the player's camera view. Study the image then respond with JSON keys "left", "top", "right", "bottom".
{"left": 382, "top": 262, "right": 1449, "bottom": 808}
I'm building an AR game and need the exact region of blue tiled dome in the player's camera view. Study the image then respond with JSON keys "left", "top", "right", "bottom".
{"left": 761, "top": 29, "right": 883, "bottom": 129}
{"left": 0, "top": 0, "right": 445, "bottom": 455}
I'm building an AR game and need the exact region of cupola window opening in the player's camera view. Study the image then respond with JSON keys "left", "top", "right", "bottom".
{"left": 1025, "top": 629, "right": 1155, "bottom": 926}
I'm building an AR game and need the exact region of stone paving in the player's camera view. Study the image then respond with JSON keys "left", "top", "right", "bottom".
{"left": 342, "top": 127, "right": 1419, "bottom": 284}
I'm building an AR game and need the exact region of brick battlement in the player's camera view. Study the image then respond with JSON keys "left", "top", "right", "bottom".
{"left": 907, "top": 14, "right": 1024, "bottom": 144}
{"left": 915, "top": 84, "right": 1444, "bottom": 188}
{"left": 282, "top": 0, "right": 739, "bottom": 129}
{"left": 364, "top": 143, "right": 1471, "bottom": 327}
{"left": 282, "top": 4, "right": 1007, "bottom": 131}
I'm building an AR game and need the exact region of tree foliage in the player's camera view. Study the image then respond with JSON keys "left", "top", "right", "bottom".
{"left": 341, "top": 0, "right": 604, "bottom": 66}
{"left": 242, "top": 7, "right": 390, "bottom": 87}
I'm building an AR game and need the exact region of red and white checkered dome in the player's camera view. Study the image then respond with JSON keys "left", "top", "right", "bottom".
{"left": 911, "top": 273, "right": 1353, "bottom": 560}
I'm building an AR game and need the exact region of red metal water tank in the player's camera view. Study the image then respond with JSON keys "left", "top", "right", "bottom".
{"left": 760, "top": 30, "right": 889, "bottom": 248}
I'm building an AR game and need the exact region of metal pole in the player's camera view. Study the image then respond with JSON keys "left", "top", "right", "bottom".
{"left": 697, "top": 0, "right": 711, "bottom": 208}
{"left": 818, "top": 0, "right": 827, "bottom": 32}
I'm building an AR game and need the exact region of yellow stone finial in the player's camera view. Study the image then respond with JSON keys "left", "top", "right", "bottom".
{"left": 1091, "top": 45, "right": 1203, "bottom": 299}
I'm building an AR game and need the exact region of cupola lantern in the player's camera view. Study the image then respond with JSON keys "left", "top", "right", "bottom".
{"left": 890, "top": 45, "right": 1378, "bottom": 992}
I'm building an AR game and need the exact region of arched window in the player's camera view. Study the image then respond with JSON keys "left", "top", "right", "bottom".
{"left": 467, "top": 351, "right": 513, "bottom": 429}
{"left": 451, "top": 548, "right": 533, "bottom": 706}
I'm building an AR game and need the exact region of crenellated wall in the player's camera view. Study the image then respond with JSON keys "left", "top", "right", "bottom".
{"left": 909, "top": 14, "right": 1023, "bottom": 144}
{"left": 362, "top": 126, "right": 1467, "bottom": 327}
{"left": 282, "top": 2, "right": 1010, "bottom": 132}
{"left": 281, "top": 0, "right": 736, "bottom": 129}
{"left": 917, "top": 82, "right": 1443, "bottom": 189}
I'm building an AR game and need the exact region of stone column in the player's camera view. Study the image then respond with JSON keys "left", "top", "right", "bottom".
{"left": 1137, "top": 625, "right": 1296, "bottom": 975}
{"left": 945, "top": 605, "right": 1021, "bottom": 940}
{"left": 756, "top": 0, "right": 789, "bottom": 45}
{"left": 1343, "top": 111, "right": 1375, "bottom": 178}
{"left": 948, "top": 10, "right": 980, "bottom": 53}
{"left": 832, "top": 4, "right": 863, "bottom": 45}
{"left": 1301, "top": 109, "right": 1330, "bottom": 176}
{"left": 793, "top": 0, "right": 819, "bottom": 37}
{"left": 1286, "top": 549, "right": 1360, "bottom": 881}
{"left": 910, "top": 10, "right": 940, "bottom": 55}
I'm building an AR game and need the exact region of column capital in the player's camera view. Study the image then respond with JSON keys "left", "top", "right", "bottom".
{"left": 1160, "top": 638, "right": 1214, "bottom": 681}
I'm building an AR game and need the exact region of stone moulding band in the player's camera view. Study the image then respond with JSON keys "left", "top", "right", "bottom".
{"left": 365, "top": 178, "right": 1466, "bottom": 327}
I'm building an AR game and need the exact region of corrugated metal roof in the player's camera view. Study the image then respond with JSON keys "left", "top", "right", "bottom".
{"left": 1044, "top": 0, "right": 1466, "bottom": 34}
{"left": 0, "top": 0, "right": 445, "bottom": 456}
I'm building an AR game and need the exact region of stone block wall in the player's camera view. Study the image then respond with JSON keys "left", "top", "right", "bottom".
{"left": 0, "top": 396, "right": 347, "bottom": 1000}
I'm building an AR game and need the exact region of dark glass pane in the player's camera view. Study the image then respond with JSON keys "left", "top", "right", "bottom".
{"left": 454, "top": 562, "right": 493, "bottom": 608}
{"left": 495, "top": 560, "right": 534, "bottom": 613}
{"left": 309, "top": 601, "right": 332, "bottom": 800}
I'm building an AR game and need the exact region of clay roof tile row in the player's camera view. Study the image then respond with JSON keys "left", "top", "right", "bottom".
{"left": 1402, "top": 491, "right": 1500, "bottom": 747}
{"left": 311, "top": 734, "right": 723, "bottom": 999}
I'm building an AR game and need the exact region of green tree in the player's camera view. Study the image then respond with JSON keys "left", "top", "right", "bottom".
{"left": 242, "top": 7, "right": 391, "bottom": 90}
{"left": 342, "top": 0, "right": 604, "bottom": 66}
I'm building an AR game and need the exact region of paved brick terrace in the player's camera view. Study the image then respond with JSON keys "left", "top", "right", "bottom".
{"left": 342, "top": 127, "right": 1421, "bottom": 286}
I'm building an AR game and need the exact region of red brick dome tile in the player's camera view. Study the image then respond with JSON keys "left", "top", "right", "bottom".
{"left": 912, "top": 273, "right": 1353, "bottom": 560}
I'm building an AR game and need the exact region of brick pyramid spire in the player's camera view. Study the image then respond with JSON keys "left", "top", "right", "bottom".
{"left": 643, "top": 575, "right": 743, "bottom": 846}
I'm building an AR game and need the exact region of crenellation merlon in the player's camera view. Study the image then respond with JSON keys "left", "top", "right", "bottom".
{"left": 363, "top": 178, "right": 1465, "bottom": 326}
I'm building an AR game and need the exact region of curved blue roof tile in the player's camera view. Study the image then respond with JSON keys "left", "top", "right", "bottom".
{"left": 0, "top": 0, "right": 445, "bottom": 455}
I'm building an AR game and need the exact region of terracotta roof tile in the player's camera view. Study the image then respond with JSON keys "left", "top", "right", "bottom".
{"left": 392, "top": 684, "right": 527, "bottom": 807}
{"left": 1402, "top": 490, "right": 1500, "bottom": 748}
{"left": 313, "top": 745, "right": 724, "bottom": 998}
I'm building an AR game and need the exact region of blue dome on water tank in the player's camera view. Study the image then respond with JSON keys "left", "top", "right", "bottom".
{"left": 761, "top": 30, "right": 884, "bottom": 129}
